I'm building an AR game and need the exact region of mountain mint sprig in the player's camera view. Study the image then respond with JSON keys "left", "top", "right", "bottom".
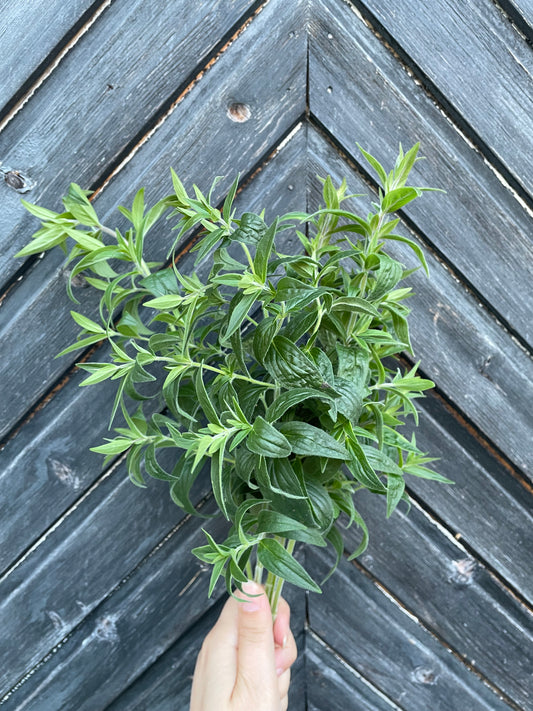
{"left": 16, "top": 143, "right": 451, "bottom": 616}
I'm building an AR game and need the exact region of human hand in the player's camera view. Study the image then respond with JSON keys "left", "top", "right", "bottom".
{"left": 190, "top": 581, "right": 298, "bottom": 711}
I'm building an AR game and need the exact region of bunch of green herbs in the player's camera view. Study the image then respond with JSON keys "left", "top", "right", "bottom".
{"left": 17, "top": 144, "right": 450, "bottom": 615}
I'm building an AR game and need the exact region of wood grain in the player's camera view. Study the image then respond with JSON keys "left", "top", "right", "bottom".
{"left": 0, "top": 0, "right": 306, "bottom": 441}
{"left": 309, "top": 0, "right": 533, "bottom": 347}
{"left": 343, "top": 493, "right": 533, "bottom": 707}
{"left": 357, "top": 0, "right": 533, "bottom": 192}
{"left": 0, "top": 0, "right": 106, "bottom": 114}
{"left": 0, "top": 128, "right": 307, "bottom": 576}
{"left": 306, "top": 632, "right": 402, "bottom": 710}
{"left": 307, "top": 546, "right": 515, "bottom": 710}
{"left": 0, "top": 0, "right": 257, "bottom": 286}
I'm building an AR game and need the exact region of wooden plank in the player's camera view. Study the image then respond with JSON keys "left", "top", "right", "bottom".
{"left": 409, "top": 392, "right": 533, "bottom": 604}
{"left": 0, "top": 0, "right": 105, "bottom": 113}
{"left": 357, "top": 0, "right": 533, "bottom": 192}
{"left": 0, "top": 455, "right": 188, "bottom": 697}
{"left": 309, "top": 0, "right": 533, "bottom": 348}
{"left": 2, "top": 500, "right": 306, "bottom": 709}
{"left": 497, "top": 0, "right": 533, "bottom": 30}
{"left": 0, "top": 128, "right": 307, "bottom": 576}
{"left": 308, "top": 129, "right": 533, "bottom": 478}
{"left": 306, "top": 632, "right": 402, "bottom": 711}
{"left": 0, "top": 0, "right": 258, "bottom": 286}
{"left": 0, "top": 0, "right": 307, "bottom": 441}
{"left": 307, "top": 547, "right": 515, "bottom": 710}
{"left": 342, "top": 493, "right": 533, "bottom": 708}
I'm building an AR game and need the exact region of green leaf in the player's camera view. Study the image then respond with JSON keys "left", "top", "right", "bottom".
{"left": 91, "top": 437, "right": 132, "bottom": 456}
{"left": 265, "top": 387, "right": 336, "bottom": 422}
{"left": 345, "top": 437, "right": 387, "bottom": 493}
{"left": 252, "top": 317, "right": 278, "bottom": 363}
{"left": 370, "top": 254, "right": 404, "bottom": 302}
{"left": 144, "top": 294, "right": 183, "bottom": 309}
{"left": 70, "top": 310, "right": 105, "bottom": 334}
{"left": 322, "top": 524, "right": 344, "bottom": 584}
{"left": 140, "top": 269, "right": 179, "bottom": 297}
{"left": 247, "top": 416, "right": 291, "bottom": 458}
{"left": 211, "top": 445, "right": 236, "bottom": 520}
{"left": 223, "top": 291, "right": 256, "bottom": 341}
{"left": 231, "top": 212, "right": 267, "bottom": 244}
{"left": 381, "top": 233, "right": 429, "bottom": 275}
{"left": 264, "top": 336, "right": 332, "bottom": 391}
{"left": 257, "top": 538, "right": 321, "bottom": 593}
{"left": 386, "top": 474, "right": 406, "bottom": 517}
{"left": 381, "top": 186, "right": 420, "bottom": 213}
{"left": 222, "top": 174, "right": 240, "bottom": 223}
{"left": 195, "top": 364, "right": 220, "bottom": 425}
{"left": 62, "top": 183, "right": 99, "bottom": 226}
{"left": 357, "top": 144, "right": 388, "bottom": 187}
{"left": 331, "top": 296, "right": 380, "bottom": 318}
{"left": 20, "top": 199, "right": 59, "bottom": 222}
{"left": 306, "top": 480, "right": 335, "bottom": 532}
{"left": 362, "top": 445, "right": 403, "bottom": 476}
{"left": 254, "top": 218, "right": 278, "bottom": 282}
{"left": 276, "top": 421, "right": 350, "bottom": 460}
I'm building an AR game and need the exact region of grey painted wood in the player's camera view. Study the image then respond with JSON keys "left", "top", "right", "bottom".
{"left": 0, "top": 458, "right": 188, "bottom": 697}
{"left": 309, "top": 0, "right": 533, "bottom": 347}
{"left": 0, "top": 0, "right": 104, "bottom": 112}
{"left": 307, "top": 547, "right": 515, "bottom": 710}
{"left": 2, "top": 499, "right": 306, "bottom": 710}
{"left": 344, "top": 492, "right": 533, "bottom": 707}
{"left": 0, "top": 128, "right": 307, "bottom": 576}
{"left": 0, "top": 0, "right": 257, "bottom": 286}
{"left": 410, "top": 392, "right": 533, "bottom": 604}
{"left": 358, "top": 0, "right": 533, "bottom": 193}
{"left": 308, "top": 129, "right": 533, "bottom": 478}
{"left": 0, "top": 0, "right": 306, "bottom": 441}
{"left": 498, "top": 0, "right": 533, "bottom": 29}
{"left": 306, "top": 632, "right": 402, "bottom": 711}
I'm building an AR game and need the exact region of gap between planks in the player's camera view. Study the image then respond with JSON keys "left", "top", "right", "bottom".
{"left": 308, "top": 114, "right": 533, "bottom": 364}
{"left": 0, "top": 0, "right": 114, "bottom": 133}
{"left": 91, "top": 0, "right": 270, "bottom": 200}
{"left": 0, "top": 0, "right": 269, "bottom": 300}
{"left": 306, "top": 628, "right": 405, "bottom": 710}
{"left": 341, "top": 0, "right": 533, "bottom": 218}
{"left": 0, "top": 494, "right": 214, "bottom": 705}
{"left": 345, "top": 555, "right": 524, "bottom": 711}
{"left": 0, "top": 117, "right": 304, "bottom": 455}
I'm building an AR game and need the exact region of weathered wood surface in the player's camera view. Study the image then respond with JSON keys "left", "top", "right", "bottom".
{"left": 358, "top": 0, "right": 533, "bottom": 194}
{"left": 0, "top": 0, "right": 107, "bottom": 114}
{"left": 1, "top": 0, "right": 532, "bottom": 708}
{"left": 306, "top": 632, "right": 403, "bottom": 711}
{"left": 308, "top": 548, "right": 516, "bottom": 710}
{"left": 0, "top": 0, "right": 306, "bottom": 440}
{"left": 0, "top": 130, "right": 307, "bottom": 576}
{"left": 309, "top": 0, "right": 533, "bottom": 347}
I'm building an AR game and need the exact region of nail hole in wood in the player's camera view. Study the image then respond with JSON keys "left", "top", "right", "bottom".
{"left": 227, "top": 102, "right": 252, "bottom": 122}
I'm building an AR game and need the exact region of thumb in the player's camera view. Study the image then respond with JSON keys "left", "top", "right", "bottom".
{"left": 233, "top": 581, "right": 277, "bottom": 703}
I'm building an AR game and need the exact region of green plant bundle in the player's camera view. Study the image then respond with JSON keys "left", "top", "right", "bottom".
{"left": 17, "top": 143, "right": 451, "bottom": 615}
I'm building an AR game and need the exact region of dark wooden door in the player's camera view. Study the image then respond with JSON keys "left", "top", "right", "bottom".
{"left": 1, "top": 1, "right": 532, "bottom": 708}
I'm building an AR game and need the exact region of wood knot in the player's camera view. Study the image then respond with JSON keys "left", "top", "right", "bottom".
{"left": 227, "top": 102, "right": 252, "bottom": 122}
{"left": 2, "top": 169, "right": 34, "bottom": 193}
{"left": 412, "top": 666, "right": 438, "bottom": 685}
{"left": 448, "top": 557, "right": 476, "bottom": 586}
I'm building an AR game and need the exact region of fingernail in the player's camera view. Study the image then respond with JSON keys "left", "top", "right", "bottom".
{"left": 241, "top": 581, "right": 263, "bottom": 612}
{"left": 276, "top": 667, "right": 284, "bottom": 677}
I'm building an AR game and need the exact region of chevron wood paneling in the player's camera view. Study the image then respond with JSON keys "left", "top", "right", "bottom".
{"left": 1, "top": 1, "right": 531, "bottom": 709}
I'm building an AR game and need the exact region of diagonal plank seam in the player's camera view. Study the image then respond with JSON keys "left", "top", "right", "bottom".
{"left": 0, "top": 118, "right": 305, "bottom": 455}
{"left": 345, "top": 0, "right": 533, "bottom": 216}
{"left": 346, "top": 558, "right": 523, "bottom": 711}
{"left": 0, "top": 0, "right": 114, "bottom": 132}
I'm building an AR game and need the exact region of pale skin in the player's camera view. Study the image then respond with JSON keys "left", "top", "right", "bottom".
{"left": 190, "top": 581, "right": 298, "bottom": 711}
